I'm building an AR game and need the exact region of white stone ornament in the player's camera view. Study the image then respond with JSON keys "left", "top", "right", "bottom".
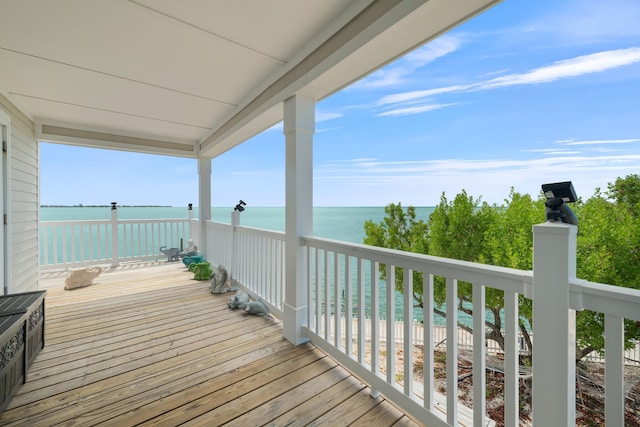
{"left": 64, "top": 267, "right": 103, "bottom": 290}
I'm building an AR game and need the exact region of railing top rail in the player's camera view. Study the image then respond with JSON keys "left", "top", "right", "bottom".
{"left": 40, "top": 219, "right": 111, "bottom": 226}
{"left": 571, "top": 278, "right": 640, "bottom": 321}
{"left": 302, "top": 235, "right": 532, "bottom": 296}
{"left": 41, "top": 218, "right": 189, "bottom": 225}
{"left": 118, "top": 218, "right": 189, "bottom": 224}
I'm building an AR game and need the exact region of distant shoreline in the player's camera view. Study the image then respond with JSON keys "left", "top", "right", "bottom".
{"left": 41, "top": 205, "right": 435, "bottom": 208}
{"left": 40, "top": 205, "right": 172, "bottom": 208}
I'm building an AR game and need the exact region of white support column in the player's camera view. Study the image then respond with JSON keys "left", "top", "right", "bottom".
{"left": 198, "top": 157, "right": 211, "bottom": 257}
{"left": 532, "top": 221, "right": 577, "bottom": 426}
{"left": 283, "top": 94, "right": 314, "bottom": 345}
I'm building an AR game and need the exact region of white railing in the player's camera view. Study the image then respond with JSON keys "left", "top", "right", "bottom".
{"left": 232, "top": 225, "right": 285, "bottom": 317}
{"left": 203, "top": 221, "right": 230, "bottom": 267}
{"left": 344, "top": 319, "right": 528, "bottom": 355}
{"left": 301, "top": 236, "right": 531, "bottom": 427}
{"left": 41, "top": 219, "right": 111, "bottom": 268}
{"left": 208, "top": 220, "right": 286, "bottom": 318}
{"left": 336, "top": 316, "right": 638, "bottom": 366}
{"left": 569, "top": 278, "right": 640, "bottom": 425}
{"left": 40, "top": 212, "right": 191, "bottom": 269}
{"left": 42, "top": 211, "right": 640, "bottom": 426}
{"left": 217, "top": 220, "right": 640, "bottom": 427}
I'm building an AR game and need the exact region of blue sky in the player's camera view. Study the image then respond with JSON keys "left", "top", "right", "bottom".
{"left": 40, "top": 0, "right": 640, "bottom": 207}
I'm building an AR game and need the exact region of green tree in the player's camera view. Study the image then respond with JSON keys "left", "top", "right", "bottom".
{"left": 363, "top": 203, "right": 428, "bottom": 306}
{"left": 428, "top": 190, "right": 549, "bottom": 355}
{"left": 480, "top": 190, "right": 545, "bottom": 355}
{"left": 427, "top": 191, "right": 507, "bottom": 347}
{"left": 365, "top": 180, "right": 640, "bottom": 363}
{"left": 607, "top": 173, "right": 640, "bottom": 216}
{"left": 428, "top": 190, "right": 497, "bottom": 262}
{"left": 364, "top": 190, "right": 537, "bottom": 354}
{"left": 573, "top": 182, "right": 640, "bottom": 360}
{"left": 481, "top": 189, "right": 544, "bottom": 270}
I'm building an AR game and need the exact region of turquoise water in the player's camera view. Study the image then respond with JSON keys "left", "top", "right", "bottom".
{"left": 43, "top": 206, "right": 505, "bottom": 328}
{"left": 40, "top": 206, "right": 435, "bottom": 245}
{"left": 41, "top": 206, "right": 441, "bottom": 322}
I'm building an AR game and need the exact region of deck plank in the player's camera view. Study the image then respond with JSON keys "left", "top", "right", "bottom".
{"left": 15, "top": 322, "right": 283, "bottom": 404}
{"left": 0, "top": 262, "right": 424, "bottom": 426}
{"left": 266, "top": 375, "right": 367, "bottom": 426}
{"left": 29, "top": 307, "right": 237, "bottom": 374}
{"left": 1, "top": 331, "right": 290, "bottom": 427}
{"left": 227, "top": 365, "right": 353, "bottom": 426}
{"left": 307, "top": 387, "right": 386, "bottom": 426}
{"left": 145, "top": 350, "right": 334, "bottom": 427}
{"left": 36, "top": 301, "right": 228, "bottom": 362}
{"left": 32, "top": 304, "right": 233, "bottom": 368}
{"left": 351, "top": 399, "right": 407, "bottom": 425}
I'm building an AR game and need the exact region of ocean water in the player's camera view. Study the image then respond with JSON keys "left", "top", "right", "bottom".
{"left": 40, "top": 206, "right": 436, "bottom": 245}
{"left": 41, "top": 206, "right": 473, "bottom": 324}
{"left": 41, "top": 206, "right": 523, "bottom": 329}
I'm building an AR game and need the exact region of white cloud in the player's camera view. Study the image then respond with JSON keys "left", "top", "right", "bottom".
{"left": 353, "top": 36, "right": 462, "bottom": 89}
{"left": 316, "top": 126, "right": 342, "bottom": 133}
{"left": 557, "top": 138, "right": 640, "bottom": 145}
{"left": 314, "top": 153, "right": 640, "bottom": 205}
{"left": 590, "top": 147, "right": 624, "bottom": 153}
{"left": 375, "top": 85, "right": 469, "bottom": 106}
{"left": 351, "top": 157, "right": 378, "bottom": 162}
{"left": 478, "top": 48, "right": 640, "bottom": 89}
{"left": 375, "top": 47, "right": 640, "bottom": 111}
{"left": 317, "top": 112, "right": 343, "bottom": 122}
{"left": 525, "top": 148, "right": 583, "bottom": 155}
{"left": 319, "top": 155, "right": 640, "bottom": 178}
{"left": 376, "top": 103, "right": 457, "bottom": 117}
{"left": 404, "top": 36, "right": 462, "bottom": 65}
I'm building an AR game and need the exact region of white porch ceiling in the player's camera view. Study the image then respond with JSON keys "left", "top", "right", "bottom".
{"left": 0, "top": 0, "right": 501, "bottom": 158}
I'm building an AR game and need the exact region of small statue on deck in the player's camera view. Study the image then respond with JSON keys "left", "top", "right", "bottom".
{"left": 244, "top": 300, "right": 273, "bottom": 320}
{"left": 209, "top": 265, "right": 230, "bottom": 294}
{"left": 159, "top": 246, "right": 180, "bottom": 262}
{"left": 228, "top": 292, "right": 250, "bottom": 310}
{"left": 178, "top": 239, "right": 198, "bottom": 258}
{"left": 191, "top": 262, "right": 212, "bottom": 280}
{"left": 65, "top": 267, "right": 103, "bottom": 290}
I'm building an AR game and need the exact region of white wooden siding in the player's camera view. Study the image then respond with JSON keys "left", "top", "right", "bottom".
{"left": 0, "top": 93, "right": 39, "bottom": 293}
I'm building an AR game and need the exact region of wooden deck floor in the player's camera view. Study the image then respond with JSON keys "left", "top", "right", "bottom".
{"left": 1, "top": 262, "right": 422, "bottom": 426}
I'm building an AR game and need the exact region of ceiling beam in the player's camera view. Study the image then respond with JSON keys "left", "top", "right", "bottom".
{"left": 199, "top": 0, "right": 413, "bottom": 158}
{"left": 36, "top": 120, "right": 198, "bottom": 158}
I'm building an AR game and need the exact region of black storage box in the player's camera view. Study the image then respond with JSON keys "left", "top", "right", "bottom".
{"left": 0, "top": 291, "right": 46, "bottom": 412}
